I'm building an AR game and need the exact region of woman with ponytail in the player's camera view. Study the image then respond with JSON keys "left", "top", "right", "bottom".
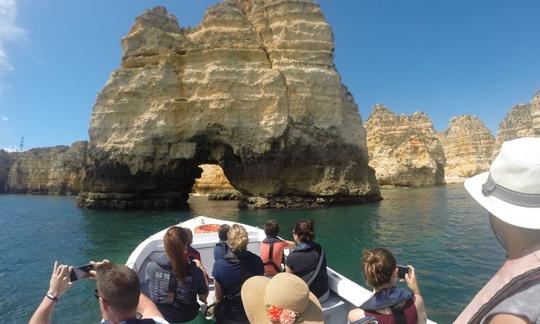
{"left": 143, "top": 226, "right": 209, "bottom": 323}
{"left": 348, "top": 248, "right": 427, "bottom": 324}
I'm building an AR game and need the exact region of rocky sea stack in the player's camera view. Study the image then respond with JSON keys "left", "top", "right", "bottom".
{"left": 439, "top": 115, "right": 494, "bottom": 183}
{"left": 493, "top": 91, "right": 540, "bottom": 157}
{"left": 365, "top": 104, "right": 445, "bottom": 186}
{"left": 77, "top": 2, "right": 380, "bottom": 209}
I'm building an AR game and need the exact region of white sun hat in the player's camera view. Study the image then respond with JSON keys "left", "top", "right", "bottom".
{"left": 464, "top": 137, "right": 540, "bottom": 229}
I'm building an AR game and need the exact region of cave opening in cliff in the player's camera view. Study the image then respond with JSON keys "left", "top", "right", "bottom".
{"left": 191, "top": 164, "right": 241, "bottom": 201}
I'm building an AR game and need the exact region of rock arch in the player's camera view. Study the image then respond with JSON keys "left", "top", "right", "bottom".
{"left": 77, "top": 2, "right": 379, "bottom": 209}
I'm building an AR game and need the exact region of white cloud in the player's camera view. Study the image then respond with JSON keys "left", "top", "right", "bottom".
{"left": 1, "top": 146, "right": 17, "bottom": 152}
{"left": 1, "top": 116, "right": 7, "bottom": 121}
{"left": 0, "top": 0, "right": 26, "bottom": 73}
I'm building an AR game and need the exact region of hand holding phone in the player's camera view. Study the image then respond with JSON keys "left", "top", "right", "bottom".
{"left": 69, "top": 264, "right": 93, "bottom": 282}
{"left": 397, "top": 265, "right": 409, "bottom": 280}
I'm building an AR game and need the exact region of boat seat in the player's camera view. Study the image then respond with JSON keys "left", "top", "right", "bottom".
{"left": 322, "top": 291, "right": 350, "bottom": 324}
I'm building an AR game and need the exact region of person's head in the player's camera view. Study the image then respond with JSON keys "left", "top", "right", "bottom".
{"left": 293, "top": 219, "right": 314, "bottom": 243}
{"left": 264, "top": 220, "right": 280, "bottom": 237}
{"left": 164, "top": 226, "right": 188, "bottom": 281}
{"left": 241, "top": 273, "right": 324, "bottom": 324}
{"left": 362, "top": 248, "right": 397, "bottom": 289}
{"left": 183, "top": 227, "right": 194, "bottom": 246}
{"left": 227, "top": 224, "right": 249, "bottom": 253}
{"left": 218, "top": 224, "right": 230, "bottom": 241}
{"left": 95, "top": 263, "right": 140, "bottom": 320}
{"left": 465, "top": 137, "right": 540, "bottom": 258}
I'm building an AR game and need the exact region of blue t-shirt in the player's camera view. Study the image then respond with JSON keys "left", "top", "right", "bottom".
{"left": 143, "top": 256, "right": 208, "bottom": 323}
{"left": 213, "top": 241, "right": 228, "bottom": 261}
{"left": 212, "top": 250, "right": 264, "bottom": 321}
{"left": 286, "top": 241, "right": 329, "bottom": 298}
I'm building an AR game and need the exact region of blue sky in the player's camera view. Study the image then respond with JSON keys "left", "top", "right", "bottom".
{"left": 0, "top": 0, "right": 539, "bottom": 150}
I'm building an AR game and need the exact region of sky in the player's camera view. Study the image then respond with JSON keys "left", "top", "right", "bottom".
{"left": 0, "top": 0, "right": 539, "bottom": 151}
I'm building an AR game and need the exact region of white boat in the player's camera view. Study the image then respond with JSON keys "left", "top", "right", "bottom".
{"left": 126, "top": 216, "right": 436, "bottom": 324}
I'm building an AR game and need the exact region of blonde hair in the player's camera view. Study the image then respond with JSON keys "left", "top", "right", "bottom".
{"left": 227, "top": 224, "right": 249, "bottom": 252}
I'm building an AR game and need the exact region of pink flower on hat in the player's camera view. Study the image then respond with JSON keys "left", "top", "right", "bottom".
{"left": 266, "top": 304, "right": 301, "bottom": 323}
{"left": 280, "top": 309, "right": 298, "bottom": 324}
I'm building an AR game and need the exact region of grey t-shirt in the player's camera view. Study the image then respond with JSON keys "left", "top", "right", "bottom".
{"left": 482, "top": 282, "right": 540, "bottom": 323}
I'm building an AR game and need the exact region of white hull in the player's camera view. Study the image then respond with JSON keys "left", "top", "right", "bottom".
{"left": 126, "top": 216, "right": 436, "bottom": 323}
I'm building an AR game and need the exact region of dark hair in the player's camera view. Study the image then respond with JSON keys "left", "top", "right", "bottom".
{"left": 183, "top": 227, "right": 194, "bottom": 245}
{"left": 164, "top": 226, "right": 188, "bottom": 282}
{"left": 218, "top": 224, "right": 230, "bottom": 241}
{"left": 264, "top": 220, "right": 280, "bottom": 237}
{"left": 96, "top": 263, "right": 140, "bottom": 312}
{"left": 362, "top": 248, "right": 396, "bottom": 288}
{"left": 293, "top": 219, "right": 314, "bottom": 242}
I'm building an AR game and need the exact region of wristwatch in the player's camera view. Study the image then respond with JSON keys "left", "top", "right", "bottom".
{"left": 46, "top": 292, "right": 59, "bottom": 302}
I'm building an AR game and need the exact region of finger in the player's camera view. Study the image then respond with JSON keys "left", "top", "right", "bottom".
{"left": 53, "top": 261, "right": 59, "bottom": 273}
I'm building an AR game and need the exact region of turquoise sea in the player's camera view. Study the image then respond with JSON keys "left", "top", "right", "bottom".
{"left": 0, "top": 185, "right": 505, "bottom": 323}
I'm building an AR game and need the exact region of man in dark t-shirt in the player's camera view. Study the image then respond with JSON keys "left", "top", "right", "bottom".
{"left": 286, "top": 241, "right": 329, "bottom": 299}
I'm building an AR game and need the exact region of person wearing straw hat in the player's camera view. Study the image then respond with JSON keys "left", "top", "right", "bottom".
{"left": 241, "top": 272, "right": 324, "bottom": 324}
{"left": 456, "top": 137, "right": 540, "bottom": 324}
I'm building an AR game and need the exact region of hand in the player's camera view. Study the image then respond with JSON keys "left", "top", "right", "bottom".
{"left": 405, "top": 265, "right": 421, "bottom": 296}
{"left": 48, "top": 261, "right": 73, "bottom": 298}
{"left": 89, "top": 259, "right": 110, "bottom": 279}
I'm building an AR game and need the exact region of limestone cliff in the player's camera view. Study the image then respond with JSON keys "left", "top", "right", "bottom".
{"left": 0, "top": 150, "right": 10, "bottom": 192}
{"left": 6, "top": 141, "right": 87, "bottom": 195}
{"left": 493, "top": 91, "right": 540, "bottom": 157}
{"left": 365, "top": 105, "right": 445, "bottom": 186}
{"left": 192, "top": 164, "right": 239, "bottom": 194}
{"left": 79, "top": 2, "right": 379, "bottom": 209}
{"left": 439, "top": 115, "right": 494, "bottom": 183}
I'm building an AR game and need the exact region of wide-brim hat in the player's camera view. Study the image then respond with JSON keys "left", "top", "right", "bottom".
{"left": 241, "top": 273, "right": 324, "bottom": 324}
{"left": 465, "top": 137, "right": 540, "bottom": 229}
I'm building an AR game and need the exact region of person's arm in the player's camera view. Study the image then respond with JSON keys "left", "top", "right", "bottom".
{"left": 214, "top": 281, "right": 223, "bottom": 302}
{"left": 137, "top": 292, "right": 164, "bottom": 319}
{"left": 281, "top": 239, "right": 296, "bottom": 249}
{"left": 487, "top": 314, "right": 529, "bottom": 324}
{"left": 405, "top": 265, "right": 427, "bottom": 324}
{"left": 29, "top": 262, "right": 73, "bottom": 324}
{"left": 348, "top": 308, "right": 366, "bottom": 322}
{"left": 192, "top": 260, "right": 209, "bottom": 304}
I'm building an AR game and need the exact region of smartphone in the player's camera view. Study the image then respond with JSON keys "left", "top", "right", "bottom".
{"left": 69, "top": 264, "right": 93, "bottom": 282}
{"left": 397, "top": 265, "right": 409, "bottom": 279}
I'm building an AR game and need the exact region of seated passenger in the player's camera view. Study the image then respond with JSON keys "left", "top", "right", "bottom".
{"left": 260, "top": 220, "right": 295, "bottom": 276}
{"left": 241, "top": 273, "right": 324, "bottom": 324}
{"left": 144, "top": 227, "right": 209, "bottom": 323}
{"left": 212, "top": 224, "right": 264, "bottom": 324}
{"left": 285, "top": 219, "right": 330, "bottom": 302}
{"left": 183, "top": 227, "right": 202, "bottom": 262}
{"left": 214, "top": 224, "right": 230, "bottom": 261}
{"left": 348, "top": 248, "right": 427, "bottom": 324}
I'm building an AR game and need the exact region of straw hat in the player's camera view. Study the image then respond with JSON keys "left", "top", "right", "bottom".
{"left": 465, "top": 137, "right": 540, "bottom": 229}
{"left": 241, "top": 273, "right": 324, "bottom": 324}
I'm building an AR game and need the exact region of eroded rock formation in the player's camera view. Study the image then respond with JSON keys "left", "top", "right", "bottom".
{"left": 5, "top": 141, "right": 87, "bottom": 195}
{"left": 78, "top": 2, "right": 379, "bottom": 209}
{"left": 192, "top": 164, "right": 241, "bottom": 200}
{"left": 493, "top": 91, "right": 540, "bottom": 157}
{"left": 365, "top": 105, "right": 445, "bottom": 186}
{"left": 438, "top": 115, "right": 494, "bottom": 183}
{"left": 0, "top": 150, "right": 11, "bottom": 192}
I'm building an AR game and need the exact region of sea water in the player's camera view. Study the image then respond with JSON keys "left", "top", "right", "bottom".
{"left": 0, "top": 185, "right": 505, "bottom": 323}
